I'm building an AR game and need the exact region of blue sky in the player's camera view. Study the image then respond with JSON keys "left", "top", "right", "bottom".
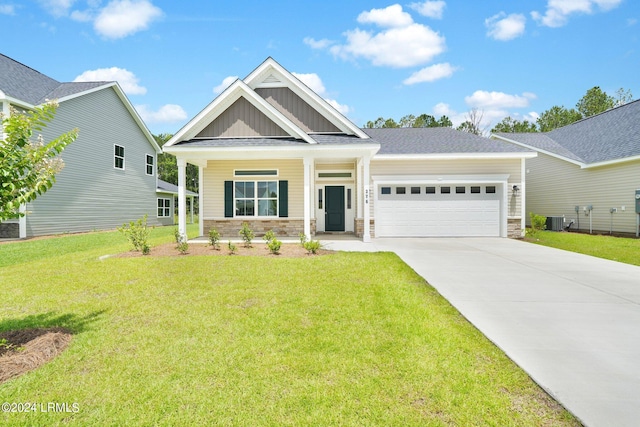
{"left": 2, "top": 0, "right": 638, "bottom": 134}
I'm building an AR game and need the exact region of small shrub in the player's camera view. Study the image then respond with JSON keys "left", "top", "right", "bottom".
{"left": 118, "top": 215, "right": 150, "bottom": 252}
{"left": 263, "top": 230, "right": 276, "bottom": 243}
{"left": 239, "top": 222, "right": 255, "bottom": 248}
{"left": 142, "top": 244, "right": 150, "bottom": 255}
{"left": 209, "top": 228, "right": 221, "bottom": 250}
{"left": 303, "top": 239, "right": 322, "bottom": 255}
{"left": 527, "top": 212, "right": 547, "bottom": 237}
{"left": 298, "top": 232, "right": 308, "bottom": 247}
{"left": 227, "top": 240, "right": 237, "bottom": 255}
{"left": 177, "top": 241, "right": 189, "bottom": 255}
{"left": 268, "top": 238, "right": 282, "bottom": 254}
{"left": 174, "top": 227, "right": 181, "bottom": 245}
{"left": 0, "top": 338, "right": 24, "bottom": 352}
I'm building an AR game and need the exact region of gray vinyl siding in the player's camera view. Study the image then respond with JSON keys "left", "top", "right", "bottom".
{"left": 196, "top": 97, "right": 289, "bottom": 138}
{"left": 24, "top": 87, "right": 161, "bottom": 237}
{"left": 525, "top": 153, "right": 640, "bottom": 234}
{"left": 256, "top": 87, "right": 340, "bottom": 133}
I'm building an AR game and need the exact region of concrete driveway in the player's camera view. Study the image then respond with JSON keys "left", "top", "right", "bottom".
{"left": 322, "top": 237, "right": 640, "bottom": 427}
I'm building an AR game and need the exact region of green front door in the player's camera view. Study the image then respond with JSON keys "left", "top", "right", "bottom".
{"left": 325, "top": 186, "right": 345, "bottom": 232}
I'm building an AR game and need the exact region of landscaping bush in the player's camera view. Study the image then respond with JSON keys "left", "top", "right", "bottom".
{"left": 268, "top": 238, "right": 282, "bottom": 255}
{"left": 239, "top": 222, "right": 254, "bottom": 248}
{"left": 227, "top": 240, "right": 237, "bottom": 255}
{"left": 118, "top": 214, "right": 151, "bottom": 253}
{"left": 263, "top": 230, "right": 275, "bottom": 243}
{"left": 527, "top": 212, "right": 547, "bottom": 237}
{"left": 209, "top": 228, "right": 221, "bottom": 250}
{"left": 303, "top": 239, "right": 322, "bottom": 255}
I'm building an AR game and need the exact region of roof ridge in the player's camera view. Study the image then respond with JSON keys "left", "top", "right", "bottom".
{"left": 0, "top": 53, "right": 60, "bottom": 84}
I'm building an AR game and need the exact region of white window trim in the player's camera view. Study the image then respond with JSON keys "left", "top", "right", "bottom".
{"left": 234, "top": 180, "right": 279, "bottom": 218}
{"left": 145, "top": 153, "right": 155, "bottom": 176}
{"left": 114, "top": 144, "right": 125, "bottom": 170}
{"left": 233, "top": 169, "right": 279, "bottom": 177}
{"left": 157, "top": 198, "right": 171, "bottom": 218}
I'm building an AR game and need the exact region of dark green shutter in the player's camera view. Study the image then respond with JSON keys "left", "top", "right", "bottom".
{"left": 279, "top": 180, "right": 288, "bottom": 217}
{"left": 224, "top": 181, "right": 233, "bottom": 218}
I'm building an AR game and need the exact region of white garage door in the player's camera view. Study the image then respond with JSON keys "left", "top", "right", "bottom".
{"left": 375, "top": 185, "right": 501, "bottom": 237}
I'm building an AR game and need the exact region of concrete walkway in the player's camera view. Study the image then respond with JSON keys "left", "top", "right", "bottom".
{"left": 321, "top": 237, "right": 640, "bottom": 427}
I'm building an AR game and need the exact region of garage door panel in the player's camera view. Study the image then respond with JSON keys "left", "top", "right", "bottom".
{"left": 376, "top": 199, "right": 500, "bottom": 237}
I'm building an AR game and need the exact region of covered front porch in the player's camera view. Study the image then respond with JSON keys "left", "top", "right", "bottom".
{"left": 171, "top": 142, "right": 379, "bottom": 243}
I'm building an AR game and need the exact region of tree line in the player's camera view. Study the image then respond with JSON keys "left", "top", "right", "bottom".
{"left": 365, "top": 86, "right": 633, "bottom": 135}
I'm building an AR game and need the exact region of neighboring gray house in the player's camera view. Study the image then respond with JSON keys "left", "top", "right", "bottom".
{"left": 492, "top": 99, "right": 640, "bottom": 235}
{"left": 0, "top": 53, "right": 167, "bottom": 238}
{"left": 156, "top": 179, "right": 198, "bottom": 226}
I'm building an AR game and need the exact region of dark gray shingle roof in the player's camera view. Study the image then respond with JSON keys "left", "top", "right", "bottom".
{"left": 0, "top": 53, "right": 110, "bottom": 105}
{"left": 364, "top": 127, "right": 532, "bottom": 155}
{"left": 495, "top": 99, "right": 640, "bottom": 164}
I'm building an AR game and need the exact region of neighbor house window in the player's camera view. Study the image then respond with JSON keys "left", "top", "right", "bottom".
{"left": 114, "top": 145, "right": 125, "bottom": 169}
{"left": 146, "top": 154, "right": 154, "bottom": 176}
{"left": 235, "top": 181, "right": 278, "bottom": 217}
{"left": 157, "top": 198, "right": 170, "bottom": 217}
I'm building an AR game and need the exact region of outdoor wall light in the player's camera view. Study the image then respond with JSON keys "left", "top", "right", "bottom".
{"left": 512, "top": 185, "right": 520, "bottom": 195}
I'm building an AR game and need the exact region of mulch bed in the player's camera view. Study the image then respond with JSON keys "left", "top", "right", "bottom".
{"left": 115, "top": 242, "right": 332, "bottom": 258}
{"left": 0, "top": 327, "right": 72, "bottom": 384}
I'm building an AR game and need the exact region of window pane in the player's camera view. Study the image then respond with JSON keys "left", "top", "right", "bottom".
{"left": 164, "top": 200, "right": 170, "bottom": 208}
{"left": 441, "top": 187, "right": 451, "bottom": 194}
{"left": 235, "top": 182, "right": 245, "bottom": 198}
{"left": 268, "top": 181, "right": 277, "bottom": 197}
{"left": 246, "top": 200, "right": 254, "bottom": 216}
{"left": 236, "top": 200, "right": 246, "bottom": 216}
{"left": 245, "top": 182, "right": 255, "bottom": 198}
{"left": 381, "top": 187, "right": 391, "bottom": 195}
{"left": 486, "top": 186, "right": 496, "bottom": 194}
{"left": 164, "top": 208, "right": 170, "bottom": 217}
{"left": 471, "top": 186, "right": 481, "bottom": 194}
{"left": 258, "top": 200, "right": 277, "bottom": 216}
{"left": 426, "top": 187, "right": 436, "bottom": 194}
{"left": 258, "top": 181, "right": 269, "bottom": 198}
{"left": 158, "top": 199, "right": 163, "bottom": 208}
{"left": 396, "top": 187, "right": 406, "bottom": 194}
{"left": 158, "top": 208, "right": 163, "bottom": 217}
{"left": 456, "top": 186, "right": 466, "bottom": 194}
{"left": 411, "top": 187, "right": 420, "bottom": 194}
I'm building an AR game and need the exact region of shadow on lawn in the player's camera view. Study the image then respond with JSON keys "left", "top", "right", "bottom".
{"left": 0, "top": 310, "right": 106, "bottom": 335}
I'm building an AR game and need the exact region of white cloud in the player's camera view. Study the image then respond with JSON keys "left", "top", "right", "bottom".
{"left": 135, "top": 104, "right": 188, "bottom": 124}
{"left": 409, "top": 1, "right": 446, "bottom": 19}
{"left": 0, "top": 4, "right": 15, "bottom": 15}
{"left": 485, "top": 12, "right": 526, "bottom": 41}
{"left": 465, "top": 90, "right": 536, "bottom": 109}
{"left": 403, "top": 62, "right": 457, "bottom": 85}
{"left": 357, "top": 4, "right": 413, "bottom": 28}
{"left": 37, "top": 0, "right": 76, "bottom": 17}
{"left": 330, "top": 23, "right": 445, "bottom": 68}
{"left": 292, "top": 72, "right": 350, "bottom": 115}
{"left": 532, "top": 0, "right": 623, "bottom": 27}
{"left": 70, "top": 9, "right": 93, "bottom": 22}
{"left": 213, "top": 76, "right": 238, "bottom": 95}
{"left": 94, "top": 0, "right": 163, "bottom": 39}
{"left": 303, "top": 37, "right": 334, "bottom": 49}
{"left": 74, "top": 67, "right": 147, "bottom": 95}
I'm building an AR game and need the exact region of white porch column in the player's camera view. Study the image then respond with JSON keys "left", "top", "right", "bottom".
{"left": 303, "top": 156, "right": 312, "bottom": 239}
{"left": 198, "top": 165, "right": 204, "bottom": 237}
{"left": 363, "top": 155, "right": 371, "bottom": 243}
{"left": 356, "top": 159, "right": 363, "bottom": 220}
{"left": 177, "top": 158, "right": 187, "bottom": 239}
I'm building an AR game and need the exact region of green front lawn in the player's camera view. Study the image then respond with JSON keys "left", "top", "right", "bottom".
{"left": 0, "top": 229, "right": 578, "bottom": 426}
{"left": 530, "top": 230, "right": 640, "bottom": 266}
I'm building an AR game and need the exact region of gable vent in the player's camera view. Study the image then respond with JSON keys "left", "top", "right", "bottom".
{"left": 263, "top": 74, "right": 281, "bottom": 84}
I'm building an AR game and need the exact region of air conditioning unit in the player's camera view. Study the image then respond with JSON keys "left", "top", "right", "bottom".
{"left": 545, "top": 216, "right": 564, "bottom": 231}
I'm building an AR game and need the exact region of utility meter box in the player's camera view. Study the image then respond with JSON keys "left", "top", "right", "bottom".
{"left": 636, "top": 189, "right": 640, "bottom": 213}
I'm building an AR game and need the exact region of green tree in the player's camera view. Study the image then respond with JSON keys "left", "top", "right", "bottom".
{"left": 456, "top": 108, "right": 486, "bottom": 136}
{"left": 0, "top": 102, "right": 77, "bottom": 221}
{"left": 367, "top": 114, "right": 453, "bottom": 129}
{"left": 576, "top": 86, "right": 615, "bottom": 118}
{"left": 155, "top": 133, "right": 198, "bottom": 192}
{"left": 536, "top": 106, "right": 582, "bottom": 132}
{"left": 491, "top": 116, "right": 538, "bottom": 133}
{"left": 398, "top": 114, "right": 415, "bottom": 128}
{"left": 614, "top": 87, "right": 633, "bottom": 107}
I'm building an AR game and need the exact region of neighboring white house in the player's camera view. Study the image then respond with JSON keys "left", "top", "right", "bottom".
{"left": 163, "top": 57, "right": 535, "bottom": 241}
{"left": 493, "top": 99, "right": 640, "bottom": 236}
{"left": 0, "top": 53, "right": 172, "bottom": 238}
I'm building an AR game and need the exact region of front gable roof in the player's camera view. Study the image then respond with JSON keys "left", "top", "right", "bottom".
{"left": 164, "top": 57, "right": 369, "bottom": 149}
{"left": 493, "top": 99, "right": 640, "bottom": 167}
